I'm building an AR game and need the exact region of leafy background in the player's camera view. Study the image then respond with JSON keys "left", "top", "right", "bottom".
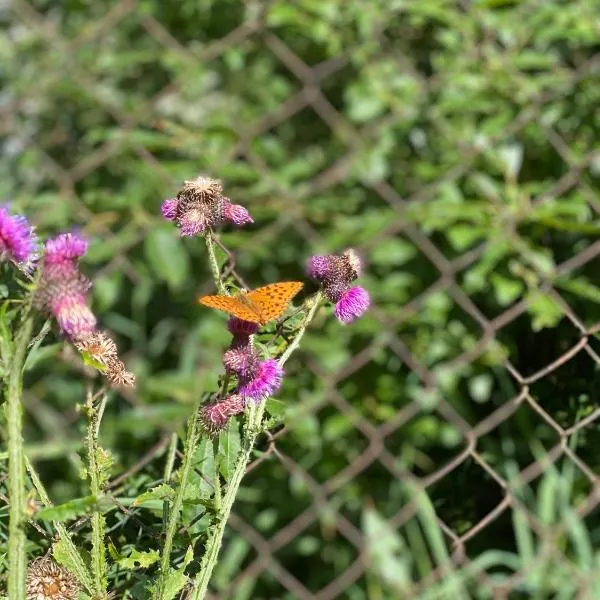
{"left": 2, "top": 0, "right": 600, "bottom": 597}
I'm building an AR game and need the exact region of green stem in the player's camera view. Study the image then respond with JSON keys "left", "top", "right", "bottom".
{"left": 26, "top": 456, "right": 95, "bottom": 594}
{"left": 189, "top": 291, "right": 323, "bottom": 600}
{"left": 205, "top": 230, "right": 227, "bottom": 295}
{"left": 86, "top": 391, "right": 108, "bottom": 597}
{"left": 6, "top": 315, "right": 34, "bottom": 600}
{"left": 155, "top": 403, "right": 203, "bottom": 599}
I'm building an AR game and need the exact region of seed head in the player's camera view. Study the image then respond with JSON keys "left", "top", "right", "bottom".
{"left": 75, "top": 331, "right": 135, "bottom": 388}
{"left": 26, "top": 557, "right": 80, "bottom": 600}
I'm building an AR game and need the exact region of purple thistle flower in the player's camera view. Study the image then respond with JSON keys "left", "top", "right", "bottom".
{"left": 223, "top": 199, "right": 253, "bottom": 226}
{"left": 227, "top": 317, "right": 259, "bottom": 337}
{"left": 44, "top": 233, "right": 88, "bottom": 263}
{"left": 238, "top": 358, "right": 283, "bottom": 403}
{"left": 161, "top": 198, "right": 178, "bottom": 221}
{"left": 306, "top": 255, "right": 331, "bottom": 280}
{"left": 200, "top": 394, "right": 246, "bottom": 435}
{"left": 308, "top": 248, "right": 369, "bottom": 324}
{"left": 53, "top": 296, "right": 97, "bottom": 340}
{"left": 179, "top": 206, "right": 210, "bottom": 236}
{"left": 161, "top": 176, "right": 253, "bottom": 236}
{"left": 223, "top": 345, "right": 261, "bottom": 378}
{"left": 334, "top": 286, "right": 370, "bottom": 324}
{"left": 307, "top": 248, "right": 362, "bottom": 287}
{"left": 0, "top": 207, "right": 37, "bottom": 266}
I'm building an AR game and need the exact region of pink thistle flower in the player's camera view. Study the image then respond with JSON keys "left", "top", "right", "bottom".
{"left": 35, "top": 234, "right": 97, "bottom": 341}
{"left": 227, "top": 317, "right": 259, "bottom": 336}
{"left": 161, "top": 198, "right": 178, "bottom": 221}
{"left": 238, "top": 358, "right": 283, "bottom": 403}
{"left": 200, "top": 394, "right": 246, "bottom": 435}
{"left": 44, "top": 233, "right": 88, "bottom": 264}
{"left": 0, "top": 207, "right": 37, "bottom": 266}
{"left": 54, "top": 296, "right": 97, "bottom": 340}
{"left": 223, "top": 198, "right": 253, "bottom": 226}
{"left": 334, "top": 286, "right": 370, "bottom": 324}
{"left": 223, "top": 345, "right": 260, "bottom": 378}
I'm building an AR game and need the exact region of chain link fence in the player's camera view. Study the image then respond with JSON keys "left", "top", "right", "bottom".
{"left": 4, "top": 1, "right": 600, "bottom": 598}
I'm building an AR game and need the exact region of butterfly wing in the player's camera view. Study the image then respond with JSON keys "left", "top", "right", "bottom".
{"left": 198, "top": 294, "right": 262, "bottom": 323}
{"left": 246, "top": 281, "right": 304, "bottom": 323}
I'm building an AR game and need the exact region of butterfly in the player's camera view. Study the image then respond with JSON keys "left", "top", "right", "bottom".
{"left": 198, "top": 281, "right": 304, "bottom": 325}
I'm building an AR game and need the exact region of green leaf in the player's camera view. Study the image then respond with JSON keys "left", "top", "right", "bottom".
{"left": 526, "top": 292, "right": 563, "bottom": 332}
{"left": 52, "top": 537, "right": 95, "bottom": 593}
{"left": 370, "top": 238, "right": 417, "bottom": 266}
{"left": 35, "top": 495, "right": 113, "bottom": 521}
{"left": 161, "top": 545, "right": 194, "bottom": 600}
{"left": 447, "top": 225, "right": 485, "bottom": 251}
{"left": 218, "top": 417, "right": 241, "bottom": 480}
{"left": 363, "top": 506, "right": 411, "bottom": 591}
{"left": 133, "top": 483, "right": 175, "bottom": 507}
{"left": 144, "top": 228, "right": 190, "bottom": 290}
{"left": 468, "top": 374, "right": 493, "bottom": 404}
{"left": 491, "top": 274, "right": 524, "bottom": 307}
{"left": 117, "top": 548, "right": 160, "bottom": 569}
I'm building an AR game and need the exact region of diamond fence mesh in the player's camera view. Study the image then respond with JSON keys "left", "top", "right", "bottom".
{"left": 3, "top": 1, "right": 600, "bottom": 598}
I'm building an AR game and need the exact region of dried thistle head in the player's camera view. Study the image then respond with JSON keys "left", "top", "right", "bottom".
{"left": 75, "top": 331, "right": 135, "bottom": 388}
{"left": 105, "top": 356, "right": 136, "bottom": 388}
{"left": 75, "top": 330, "right": 118, "bottom": 367}
{"left": 26, "top": 557, "right": 80, "bottom": 600}
{"left": 161, "top": 175, "right": 253, "bottom": 236}
{"left": 179, "top": 175, "right": 223, "bottom": 204}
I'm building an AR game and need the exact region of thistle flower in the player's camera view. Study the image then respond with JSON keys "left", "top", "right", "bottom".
{"left": 223, "top": 345, "right": 260, "bottom": 378}
{"left": 334, "top": 286, "right": 370, "bottom": 324}
{"left": 200, "top": 394, "right": 246, "bottom": 435}
{"left": 223, "top": 198, "right": 254, "bottom": 226}
{"left": 26, "top": 557, "right": 80, "bottom": 600}
{"left": 238, "top": 358, "right": 283, "bottom": 402}
{"left": 53, "top": 295, "right": 97, "bottom": 341}
{"left": 160, "top": 198, "right": 178, "bottom": 221}
{"left": 0, "top": 207, "right": 37, "bottom": 267}
{"left": 307, "top": 248, "right": 369, "bottom": 324}
{"left": 75, "top": 331, "right": 135, "bottom": 388}
{"left": 35, "top": 234, "right": 96, "bottom": 341}
{"left": 161, "top": 176, "right": 253, "bottom": 236}
{"left": 227, "top": 317, "right": 260, "bottom": 337}
{"left": 44, "top": 233, "right": 87, "bottom": 263}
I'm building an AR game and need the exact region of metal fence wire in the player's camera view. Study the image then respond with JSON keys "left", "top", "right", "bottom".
{"left": 4, "top": 1, "right": 600, "bottom": 598}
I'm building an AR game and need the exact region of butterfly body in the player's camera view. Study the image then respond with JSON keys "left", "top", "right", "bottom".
{"left": 198, "top": 281, "right": 303, "bottom": 325}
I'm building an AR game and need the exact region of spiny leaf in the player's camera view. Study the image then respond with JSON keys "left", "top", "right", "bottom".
{"left": 133, "top": 483, "right": 175, "bottom": 507}
{"left": 35, "top": 495, "right": 113, "bottom": 521}
{"left": 218, "top": 417, "right": 241, "bottom": 480}
{"left": 117, "top": 548, "right": 161, "bottom": 569}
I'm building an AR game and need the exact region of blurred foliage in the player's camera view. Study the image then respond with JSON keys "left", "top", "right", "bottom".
{"left": 2, "top": 0, "right": 600, "bottom": 597}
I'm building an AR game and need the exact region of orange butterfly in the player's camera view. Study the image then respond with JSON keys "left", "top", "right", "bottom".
{"left": 198, "top": 281, "right": 304, "bottom": 325}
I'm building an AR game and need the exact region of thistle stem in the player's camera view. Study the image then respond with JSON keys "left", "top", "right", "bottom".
{"left": 155, "top": 403, "right": 203, "bottom": 599}
{"left": 189, "top": 291, "right": 323, "bottom": 600}
{"left": 86, "top": 390, "right": 108, "bottom": 597}
{"left": 26, "top": 456, "right": 95, "bottom": 594}
{"left": 205, "top": 230, "right": 227, "bottom": 295}
{"left": 6, "top": 315, "right": 34, "bottom": 600}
